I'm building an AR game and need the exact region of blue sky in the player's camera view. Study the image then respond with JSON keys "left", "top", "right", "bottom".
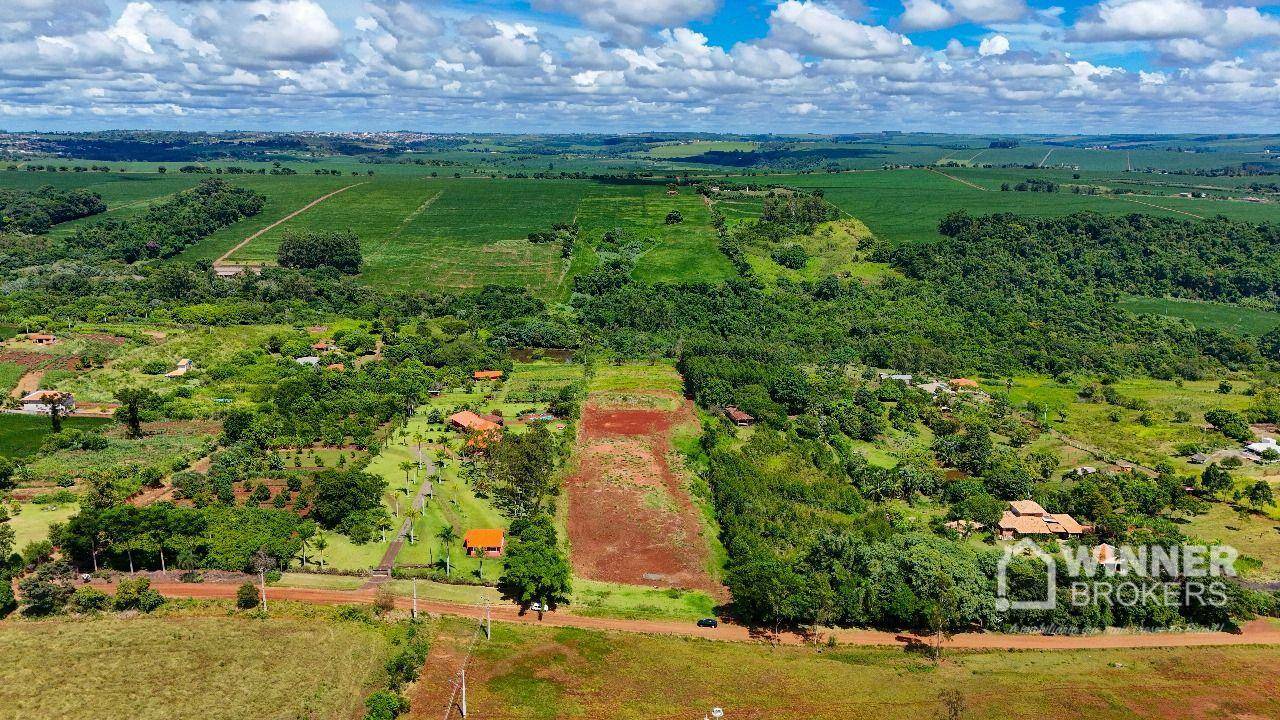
{"left": 3, "top": 0, "right": 1280, "bottom": 133}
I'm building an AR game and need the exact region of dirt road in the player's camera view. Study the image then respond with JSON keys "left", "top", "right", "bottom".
{"left": 214, "top": 182, "right": 367, "bottom": 265}
{"left": 99, "top": 581, "right": 1280, "bottom": 651}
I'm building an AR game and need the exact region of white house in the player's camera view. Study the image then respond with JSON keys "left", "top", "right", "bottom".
{"left": 1246, "top": 438, "right": 1278, "bottom": 455}
{"left": 165, "top": 358, "right": 193, "bottom": 378}
{"left": 296, "top": 356, "right": 320, "bottom": 366}
{"left": 878, "top": 372, "right": 913, "bottom": 383}
{"left": 20, "top": 390, "right": 75, "bottom": 414}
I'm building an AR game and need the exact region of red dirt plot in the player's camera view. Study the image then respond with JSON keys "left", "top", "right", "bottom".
{"left": 566, "top": 399, "right": 722, "bottom": 595}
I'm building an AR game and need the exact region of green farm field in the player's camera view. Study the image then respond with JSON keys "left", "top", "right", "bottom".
{"left": 777, "top": 168, "right": 1280, "bottom": 246}
{"left": 439, "top": 619, "right": 1280, "bottom": 720}
{"left": 1120, "top": 296, "right": 1280, "bottom": 335}
{"left": 0, "top": 414, "right": 112, "bottom": 458}
{"left": 211, "top": 176, "right": 734, "bottom": 296}
{"left": 0, "top": 611, "right": 393, "bottom": 720}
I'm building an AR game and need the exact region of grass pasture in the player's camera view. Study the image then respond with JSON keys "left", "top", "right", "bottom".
{"left": 989, "top": 376, "right": 1259, "bottom": 474}
{"left": 448, "top": 620, "right": 1280, "bottom": 719}
{"left": 0, "top": 613, "right": 392, "bottom": 720}
{"left": 0, "top": 413, "right": 112, "bottom": 458}
{"left": 1121, "top": 296, "right": 1280, "bottom": 336}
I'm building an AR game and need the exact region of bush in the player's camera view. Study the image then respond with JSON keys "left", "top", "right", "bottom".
{"left": 664, "top": 210, "right": 683, "bottom": 225}
{"left": 113, "top": 577, "right": 164, "bottom": 612}
{"left": 770, "top": 243, "right": 809, "bottom": 269}
{"left": 363, "top": 690, "right": 406, "bottom": 720}
{"left": 236, "top": 581, "right": 260, "bottom": 610}
{"left": 70, "top": 586, "right": 112, "bottom": 613}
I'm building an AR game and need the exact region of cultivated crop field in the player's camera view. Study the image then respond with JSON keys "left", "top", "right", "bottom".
{"left": 1120, "top": 297, "right": 1280, "bottom": 336}
{"left": 0, "top": 611, "right": 393, "bottom": 720}
{"left": 776, "top": 168, "right": 1280, "bottom": 246}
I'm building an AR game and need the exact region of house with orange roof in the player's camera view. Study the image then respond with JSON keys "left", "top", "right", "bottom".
{"left": 27, "top": 333, "right": 57, "bottom": 346}
{"left": 462, "top": 528, "right": 506, "bottom": 557}
{"left": 998, "top": 499, "right": 1084, "bottom": 540}
{"left": 473, "top": 370, "right": 504, "bottom": 381}
{"left": 448, "top": 410, "right": 502, "bottom": 433}
{"left": 20, "top": 390, "right": 75, "bottom": 414}
{"left": 949, "top": 378, "right": 981, "bottom": 390}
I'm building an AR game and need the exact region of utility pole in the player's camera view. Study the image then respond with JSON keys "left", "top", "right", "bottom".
{"left": 485, "top": 600, "right": 491, "bottom": 640}
{"left": 459, "top": 667, "right": 467, "bottom": 717}
{"left": 412, "top": 577, "right": 418, "bottom": 620}
{"left": 259, "top": 570, "right": 267, "bottom": 613}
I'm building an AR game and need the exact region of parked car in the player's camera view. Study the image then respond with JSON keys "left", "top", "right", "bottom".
{"left": 696, "top": 617, "right": 719, "bottom": 628}
{"left": 529, "top": 601, "right": 547, "bottom": 613}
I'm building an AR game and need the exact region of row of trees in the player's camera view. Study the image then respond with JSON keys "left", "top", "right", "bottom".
{"left": 66, "top": 178, "right": 264, "bottom": 261}
{"left": 0, "top": 185, "right": 106, "bottom": 234}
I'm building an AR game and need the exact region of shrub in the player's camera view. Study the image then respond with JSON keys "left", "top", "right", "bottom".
{"left": 113, "top": 577, "right": 165, "bottom": 612}
{"left": 236, "top": 581, "right": 260, "bottom": 610}
{"left": 664, "top": 210, "right": 683, "bottom": 225}
{"left": 770, "top": 243, "right": 809, "bottom": 269}
{"left": 363, "top": 690, "right": 406, "bottom": 720}
{"left": 70, "top": 586, "right": 112, "bottom": 613}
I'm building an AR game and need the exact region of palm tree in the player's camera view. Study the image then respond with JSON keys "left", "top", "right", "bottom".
{"left": 405, "top": 507, "right": 422, "bottom": 544}
{"left": 399, "top": 460, "right": 415, "bottom": 484}
{"left": 437, "top": 525, "right": 458, "bottom": 576}
{"left": 313, "top": 533, "right": 328, "bottom": 568}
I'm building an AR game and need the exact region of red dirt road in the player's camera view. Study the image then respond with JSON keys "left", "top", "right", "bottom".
{"left": 566, "top": 400, "right": 721, "bottom": 594}
{"left": 90, "top": 580, "right": 1280, "bottom": 650}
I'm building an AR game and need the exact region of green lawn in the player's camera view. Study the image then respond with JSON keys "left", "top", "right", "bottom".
{"left": 1180, "top": 502, "right": 1280, "bottom": 581}
{"left": 989, "top": 375, "right": 1259, "bottom": 474}
{"left": 6, "top": 501, "right": 78, "bottom": 548}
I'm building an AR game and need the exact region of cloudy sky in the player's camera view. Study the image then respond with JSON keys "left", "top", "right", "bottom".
{"left": 4, "top": 0, "right": 1280, "bottom": 132}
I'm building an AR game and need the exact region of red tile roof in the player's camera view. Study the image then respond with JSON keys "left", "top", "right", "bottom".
{"left": 449, "top": 410, "right": 501, "bottom": 433}
{"left": 474, "top": 370, "right": 504, "bottom": 380}
{"left": 462, "top": 528, "right": 505, "bottom": 549}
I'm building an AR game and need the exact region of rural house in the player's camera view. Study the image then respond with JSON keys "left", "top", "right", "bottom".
{"left": 473, "top": 370, "right": 504, "bottom": 381}
{"left": 296, "top": 356, "right": 320, "bottom": 366}
{"left": 998, "top": 500, "right": 1084, "bottom": 540}
{"left": 312, "top": 340, "right": 336, "bottom": 352}
{"left": 448, "top": 410, "right": 503, "bottom": 433}
{"left": 462, "top": 528, "right": 505, "bottom": 557}
{"left": 165, "top": 358, "right": 193, "bottom": 378}
{"left": 27, "top": 333, "right": 57, "bottom": 346}
{"left": 725, "top": 406, "right": 755, "bottom": 427}
{"left": 949, "top": 378, "right": 981, "bottom": 391}
{"left": 20, "top": 390, "right": 75, "bottom": 414}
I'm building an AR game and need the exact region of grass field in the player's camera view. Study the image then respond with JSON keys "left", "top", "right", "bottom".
{"left": 0, "top": 414, "right": 112, "bottom": 458}
{"left": 444, "top": 619, "right": 1280, "bottom": 719}
{"left": 989, "top": 376, "right": 1260, "bottom": 474}
{"left": 641, "top": 140, "right": 758, "bottom": 158}
{"left": 776, "top": 168, "right": 1280, "bottom": 246}
{"left": 201, "top": 176, "right": 737, "bottom": 295}
{"left": 1121, "top": 296, "right": 1280, "bottom": 336}
{"left": 1180, "top": 502, "right": 1280, "bottom": 581}
{"left": 6, "top": 501, "right": 78, "bottom": 548}
{"left": 0, "top": 611, "right": 392, "bottom": 720}
{"left": 576, "top": 185, "right": 735, "bottom": 286}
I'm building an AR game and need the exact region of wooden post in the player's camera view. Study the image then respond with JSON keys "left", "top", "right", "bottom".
{"left": 459, "top": 667, "right": 467, "bottom": 717}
